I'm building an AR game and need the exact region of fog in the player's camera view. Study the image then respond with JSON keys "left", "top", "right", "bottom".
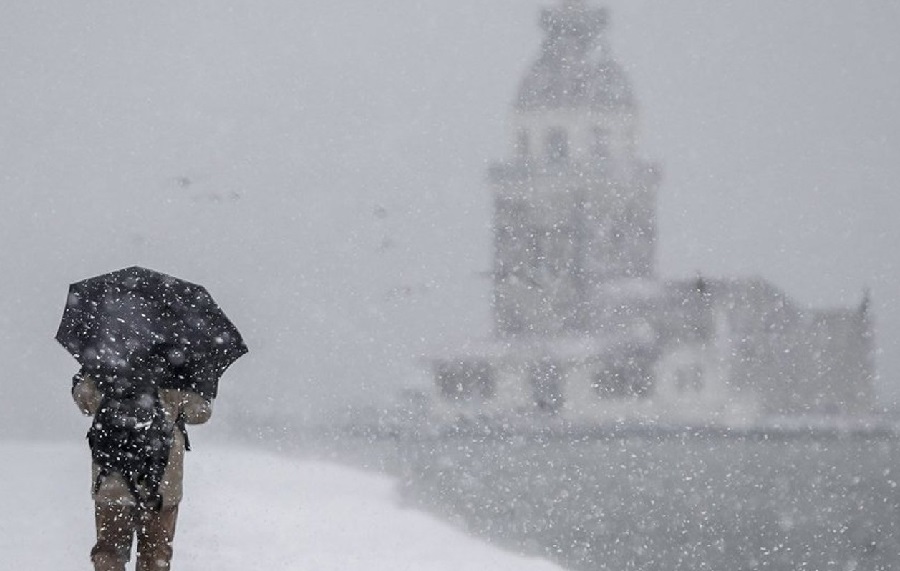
{"left": 2, "top": 0, "right": 898, "bottom": 437}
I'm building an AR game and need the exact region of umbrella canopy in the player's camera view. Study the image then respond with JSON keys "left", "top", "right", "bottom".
{"left": 56, "top": 266, "right": 247, "bottom": 399}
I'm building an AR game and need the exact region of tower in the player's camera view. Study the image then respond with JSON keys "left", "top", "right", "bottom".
{"left": 428, "top": 0, "right": 876, "bottom": 426}
{"left": 490, "top": 0, "right": 660, "bottom": 338}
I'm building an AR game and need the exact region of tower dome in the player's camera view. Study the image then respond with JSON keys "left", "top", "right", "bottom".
{"left": 516, "top": 0, "right": 635, "bottom": 111}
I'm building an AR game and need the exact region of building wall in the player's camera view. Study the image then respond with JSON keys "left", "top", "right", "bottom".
{"left": 705, "top": 280, "right": 875, "bottom": 417}
{"left": 433, "top": 278, "right": 875, "bottom": 426}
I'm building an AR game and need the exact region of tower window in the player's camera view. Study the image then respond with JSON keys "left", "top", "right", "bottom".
{"left": 437, "top": 361, "right": 495, "bottom": 402}
{"left": 530, "top": 360, "right": 565, "bottom": 413}
{"left": 515, "top": 128, "right": 530, "bottom": 158}
{"left": 592, "top": 127, "right": 610, "bottom": 160}
{"left": 546, "top": 128, "right": 569, "bottom": 164}
{"left": 591, "top": 353, "right": 653, "bottom": 399}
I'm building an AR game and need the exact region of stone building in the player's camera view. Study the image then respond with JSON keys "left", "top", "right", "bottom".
{"left": 429, "top": 0, "right": 875, "bottom": 427}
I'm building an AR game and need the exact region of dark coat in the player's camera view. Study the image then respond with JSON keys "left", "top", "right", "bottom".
{"left": 73, "top": 376, "right": 212, "bottom": 506}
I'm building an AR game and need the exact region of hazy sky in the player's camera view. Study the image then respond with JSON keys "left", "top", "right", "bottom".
{"left": 2, "top": 0, "right": 898, "bottom": 436}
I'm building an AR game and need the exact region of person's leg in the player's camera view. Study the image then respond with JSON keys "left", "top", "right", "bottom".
{"left": 91, "top": 503, "right": 135, "bottom": 571}
{"left": 135, "top": 504, "right": 179, "bottom": 571}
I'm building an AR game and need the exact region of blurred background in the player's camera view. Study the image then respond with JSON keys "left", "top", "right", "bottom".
{"left": 2, "top": 0, "right": 898, "bottom": 437}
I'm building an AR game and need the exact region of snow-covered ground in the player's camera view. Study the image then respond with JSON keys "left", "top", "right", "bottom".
{"left": 0, "top": 441, "right": 561, "bottom": 571}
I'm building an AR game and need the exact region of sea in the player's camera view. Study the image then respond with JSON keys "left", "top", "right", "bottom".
{"left": 313, "top": 425, "right": 899, "bottom": 571}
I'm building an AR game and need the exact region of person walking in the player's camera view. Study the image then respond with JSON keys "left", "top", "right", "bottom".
{"left": 56, "top": 266, "right": 247, "bottom": 571}
{"left": 72, "top": 367, "right": 212, "bottom": 571}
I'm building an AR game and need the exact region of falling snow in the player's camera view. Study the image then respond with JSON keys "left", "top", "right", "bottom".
{"left": 1, "top": 0, "right": 899, "bottom": 569}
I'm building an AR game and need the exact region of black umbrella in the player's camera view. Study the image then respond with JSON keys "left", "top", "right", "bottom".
{"left": 56, "top": 266, "right": 247, "bottom": 399}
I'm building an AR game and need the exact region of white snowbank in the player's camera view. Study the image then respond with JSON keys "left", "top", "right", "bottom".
{"left": 0, "top": 441, "right": 561, "bottom": 571}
